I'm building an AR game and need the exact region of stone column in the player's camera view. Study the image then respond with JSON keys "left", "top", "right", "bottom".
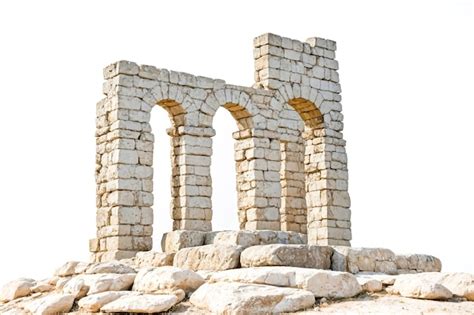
{"left": 233, "top": 129, "right": 281, "bottom": 230}
{"left": 92, "top": 82, "right": 154, "bottom": 262}
{"left": 304, "top": 129, "right": 351, "bottom": 246}
{"left": 169, "top": 126, "right": 214, "bottom": 232}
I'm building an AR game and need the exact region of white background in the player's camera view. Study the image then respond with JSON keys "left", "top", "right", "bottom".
{"left": 0, "top": 0, "right": 472, "bottom": 285}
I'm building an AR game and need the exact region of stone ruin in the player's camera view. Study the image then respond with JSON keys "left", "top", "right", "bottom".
{"left": 92, "top": 32, "right": 351, "bottom": 262}
{"left": 2, "top": 33, "right": 473, "bottom": 314}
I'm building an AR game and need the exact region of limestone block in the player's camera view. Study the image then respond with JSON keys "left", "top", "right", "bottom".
{"left": 395, "top": 254, "right": 442, "bottom": 272}
{"left": 173, "top": 244, "right": 243, "bottom": 271}
{"left": 101, "top": 293, "right": 179, "bottom": 313}
{"left": 205, "top": 230, "right": 259, "bottom": 248}
{"left": 190, "top": 282, "right": 315, "bottom": 314}
{"left": 161, "top": 230, "right": 206, "bottom": 253}
{"left": 332, "top": 247, "right": 397, "bottom": 274}
{"left": 209, "top": 266, "right": 361, "bottom": 298}
{"left": 0, "top": 278, "right": 35, "bottom": 302}
{"left": 135, "top": 251, "right": 175, "bottom": 267}
{"left": 24, "top": 293, "right": 75, "bottom": 315}
{"left": 241, "top": 244, "right": 332, "bottom": 269}
{"left": 132, "top": 266, "right": 204, "bottom": 294}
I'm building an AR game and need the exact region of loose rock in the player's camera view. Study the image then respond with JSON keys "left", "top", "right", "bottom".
{"left": 161, "top": 230, "right": 206, "bottom": 253}
{"left": 0, "top": 279, "right": 35, "bottom": 302}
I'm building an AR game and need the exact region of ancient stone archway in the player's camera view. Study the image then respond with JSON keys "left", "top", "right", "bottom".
{"left": 91, "top": 33, "right": 351, "bottom": 262}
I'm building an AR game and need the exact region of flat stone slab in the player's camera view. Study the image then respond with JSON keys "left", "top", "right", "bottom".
{"left": 101, "top": 292, "right": 179, "bottom": 313}
{"left": 190, "top": 282, "right": 315, "bottom": 313}
{"left": 240, "top": 244, "right": 332, "bottom": 269}
{"left": 332, "top": 247, "right": 398, "bottom": 274}
{"left": 173, "top": 244, "right": 242, "bottom": 271}
{"left": 132, "top": 266, "right": 204, "bottom": 294}
{"left": 209, "top": 266, "right": 362, "bottom": 298}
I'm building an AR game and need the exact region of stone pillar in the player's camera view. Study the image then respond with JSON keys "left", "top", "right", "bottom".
{"left": 233, "top": 129, "right": 281, "bottom": 230}
{"left": 304, "top": 129, "right": 351, "bottom": 246}
{"left": 169, "top": 126, "right": 214, "bottom": 232}
{"left": 279, "top": 140, "right": 307, "bottom": 233}
{"left": 92, "top": 75, "right": 154, "bottom": 262}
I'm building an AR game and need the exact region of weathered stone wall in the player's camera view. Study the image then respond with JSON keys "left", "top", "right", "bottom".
{"left": 91, "top": 33, "right": 351, "bottom": 262}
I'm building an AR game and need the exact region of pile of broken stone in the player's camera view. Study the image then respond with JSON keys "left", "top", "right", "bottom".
{"left": 1, "top": 230, "right": 473, "bottom": 314}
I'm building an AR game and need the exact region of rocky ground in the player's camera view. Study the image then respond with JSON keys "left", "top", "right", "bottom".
{"left": 0, "top": 236, "right": 473, "bottom": 314}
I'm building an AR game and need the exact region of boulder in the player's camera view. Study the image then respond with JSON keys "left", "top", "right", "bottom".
{"left": 62, "top": 273, "right": 135, "bottom": 297}
{"left": 0, "top": 278, "right": 35, "bottom": 302}
{"left": 240, "top": 244, "right": 332, "bottom": 269}
{"left": 78, "top": 291, "right": 131, "bottom": 312}
{"left": 389, "top": 273, "right": 453, "bottom": 300}
{"left": 101, "top": 293, "right": 179, "bottom": 313}
{"left": 395, "top": 254, "right": 442, "bottom": 273}
{"left": 190, "top": 282, "right": 315, "bottom": 313}
{"left": 437, "top": 273, "right": 474, "bottom": 301}
{"left": 85, "top": 260, "right": 136, "bottom": 274}
{"left": 209, "top": 266, "right": 362, "bottom": 298}
{"left": 161, "top": 230, "right": 206, "bottom": 253}
{"left": 24, "top": 293, "right": 75, "bottom": 315}
{"left": 135, "top": 251, "right": 175, "bottom": 267}
{"left": 332, "top": 247, "right": 398, "bottom": 274}
{"left": 132, "top": 266, "right": 204, "bottom": 294}
{"left": 173, "top": 244, "right": 242, "bottom": 271}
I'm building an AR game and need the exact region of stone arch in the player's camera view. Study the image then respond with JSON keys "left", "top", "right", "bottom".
{"left": 142, "top": 83, "right": 214, "bottom": 235}
{"left": 274, "top": 83, "right": 350, "bottom": 245}
{"left": 207, "top": 88, "right": 280, "bottom": 230}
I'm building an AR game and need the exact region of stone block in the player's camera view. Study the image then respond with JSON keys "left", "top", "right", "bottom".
{"left": 161, "top": 230, "right": 206, "bottom": 253}
{"left": 173, "top": 244, "right": 243, "bottom": 271}
{"left": 240, "top": 244, "right": 332, "bottom": 269}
